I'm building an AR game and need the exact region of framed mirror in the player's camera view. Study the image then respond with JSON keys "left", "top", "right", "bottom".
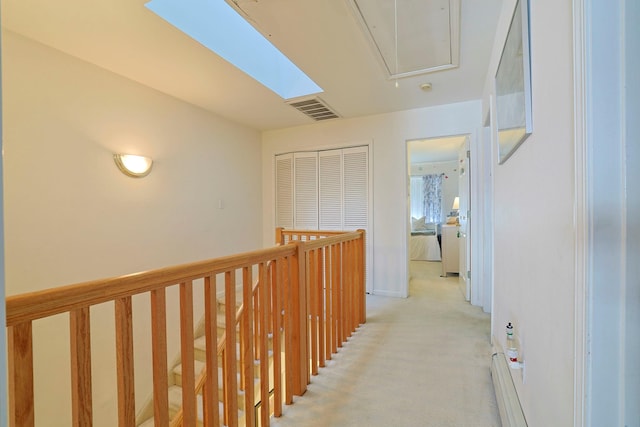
{"left": 495, "top": 0, "right": 532, "bottom": 164}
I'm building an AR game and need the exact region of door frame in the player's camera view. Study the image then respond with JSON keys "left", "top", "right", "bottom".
{"left": 573, "top": 0, "right": 639, "bottom": 424}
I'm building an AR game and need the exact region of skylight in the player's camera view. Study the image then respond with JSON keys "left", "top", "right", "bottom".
{"left": 145, "top": 0, "right": 323, "bottom": 100}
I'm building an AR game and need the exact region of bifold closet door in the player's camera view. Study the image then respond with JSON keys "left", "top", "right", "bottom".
{"left": 293, "top": 152, "right": 319, "bottom": 230}
{"left": 319, "top": 150, "right": 342, "bottom": 230}
{"left": 275, "top": 154, "right": 294, "bottom": 229}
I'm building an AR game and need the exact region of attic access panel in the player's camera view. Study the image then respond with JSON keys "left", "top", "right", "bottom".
{"left": 348, "top": 0, "right": 460, "bottom": 78}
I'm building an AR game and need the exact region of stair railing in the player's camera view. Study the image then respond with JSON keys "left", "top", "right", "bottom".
{"left": 6, "top": 229, "right": 365, "bottom": 427}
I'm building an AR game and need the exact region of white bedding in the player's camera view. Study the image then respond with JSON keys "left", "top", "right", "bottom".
{"left": 410, "top": 234, "right": 441, "bottom": 261}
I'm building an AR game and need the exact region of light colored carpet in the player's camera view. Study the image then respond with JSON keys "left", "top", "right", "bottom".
{"left": 270, "top": 260, "right": 501, "bottom": 427}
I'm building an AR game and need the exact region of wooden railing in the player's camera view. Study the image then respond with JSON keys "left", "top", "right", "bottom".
{"left": 275, "top": 228, "right": 366, "bottom": 378}
{"left": 6, "top": 229, "right": 366, "bottom": 427}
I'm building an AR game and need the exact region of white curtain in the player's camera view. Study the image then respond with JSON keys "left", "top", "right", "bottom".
{"left": 410, "top": 174, "right": 443, "bottom": 223}
{"left": 410, "top": 176, "right": 424, "bottom": 219}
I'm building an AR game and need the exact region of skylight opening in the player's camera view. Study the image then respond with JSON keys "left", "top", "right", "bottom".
{"left": 145, "top": 0, "right": 323, "bottom": 100}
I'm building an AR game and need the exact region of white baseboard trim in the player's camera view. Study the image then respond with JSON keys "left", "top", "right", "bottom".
{"left": 491, "top": 352, "right": 528, "bottom": 427}
{"left": 370, "top": 289, "right": 405, "bottom": 298}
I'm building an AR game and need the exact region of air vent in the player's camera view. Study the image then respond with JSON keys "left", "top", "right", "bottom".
{"left": 287, "top": 97, "right": 340, "bottom": 121}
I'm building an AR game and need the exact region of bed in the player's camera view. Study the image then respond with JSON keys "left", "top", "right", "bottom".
{"left": 410, "top": 218, "right": 441, "bottom": 261}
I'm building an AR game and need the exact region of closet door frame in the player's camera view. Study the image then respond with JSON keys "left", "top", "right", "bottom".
{"left": 274, "top": 143, "right": 373, "bottom": 293}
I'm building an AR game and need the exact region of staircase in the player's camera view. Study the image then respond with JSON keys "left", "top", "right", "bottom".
{"left": 137, "top": 290, "right": 274, "bottom": 427}
{"left": 6, "top": 229, "right": 366, "bottom": 427}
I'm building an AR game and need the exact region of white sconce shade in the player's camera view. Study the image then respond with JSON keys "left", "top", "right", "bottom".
{"left": 114, "top": 154, "right": 153, "bottom": 178}
{"left": 452, "top": 196, "right": 460, "bottom": 210}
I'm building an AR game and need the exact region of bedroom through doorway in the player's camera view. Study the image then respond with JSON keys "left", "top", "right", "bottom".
{"left": 407, "top": 135, "right": 467, "bottom": 295}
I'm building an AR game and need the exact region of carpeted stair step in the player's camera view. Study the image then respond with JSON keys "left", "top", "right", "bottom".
{"left": 137, "top": 385, "right": 243, "bottom": 427}
{"left": 194, "top": 335, "right": 273, "bottom": 378}
{"left": 172, "top": 360, "right": 250, "bottom": 411}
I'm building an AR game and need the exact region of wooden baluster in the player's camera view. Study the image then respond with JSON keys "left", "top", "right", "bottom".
{"left": 308, "top": 250, "right": 318, "bottom": 376}
{"left": 70, "top": 307, "right": 93, "bottom": 427}
{"left": 115, "top": 297, "right": 135, "bottom": 427}
{"left": 350, "top": 240, "right": 356, "bottom": 335}
{"left": 283, "top": 255, "right": 294, "bottom": 405}
{"left": 344, "top": 240, "right": 352, "bottom": 337}
{"left": 336, "top": 242, "right": 344, "bottom": 347}
{"left": 331, "top": 243, "right": 339, "bottom": 355}
{"left": 317, "top": 248, "right": 325, "bottom": 369}
{"left": 272, "top": 258, "right": 283, "bottom": 417}
{"left": 220, "top": 348, "right": 227, "bottom": 426}
{"left": 150, "top": 289, "right": 169, "bottom": 427}
{"left": 344, "top": 241, "right": 351, "bottom": 340}
{"left": 241, "top": 267, "right": 255, "bottom": 427}
{"left": 179, "top": 282, "right": 196, "bottom": 427}
{"left": 224, "top": 271, "right": 238, "bottom": 427}
{"left": 203, "top": 276, "right": 219, "bottom": 427}
{"left": 253, "top": 281, "right": 260, "bottom": 361}
{"left": 347, "top": 240, "right": 355, "bottom": 336}
{"left": 324, "top": 246, "right": 332, "bottom": 362}
{"left": 8, "top": 322, "right": 34, "bottom": 427}
{"left": 258, "top": 262, "right": 270, "bottom": 427}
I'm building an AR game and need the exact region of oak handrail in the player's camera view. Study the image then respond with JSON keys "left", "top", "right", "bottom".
{"left": 6, "top": 245, "right": 296, "bottom": 327}
{"left": 6, "top": 229, "right": 366, "bottom": 427}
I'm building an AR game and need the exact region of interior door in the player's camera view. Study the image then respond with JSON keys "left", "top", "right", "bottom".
{"left": 458, "top": 137, "right": 470, "bottom": 301}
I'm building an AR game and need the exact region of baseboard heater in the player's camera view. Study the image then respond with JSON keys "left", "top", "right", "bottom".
{"left": 491, "top": 352, "right": 528, "bottom": 427}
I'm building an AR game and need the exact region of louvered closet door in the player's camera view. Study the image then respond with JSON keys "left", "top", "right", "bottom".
{"left": 294, "top": 152, "right": 319, "bottom": 230}
{"left": 275, "top": 154, "right": 294, "bottom": 229}
{"left": 343, "top": 147, "right": 368, "bottom": 230}
{"left": 343, "top": 146, "right": 371, "bottom": 293}
{"left": 319, "top": 150, "right": 343, "bottom": 230}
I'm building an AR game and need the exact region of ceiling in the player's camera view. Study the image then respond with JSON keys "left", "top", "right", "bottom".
{"left": 1, "top": 0, "right": 503, "bottom": 132}
{"left": 409, "top": 135, "right": 467, "bottom": 163}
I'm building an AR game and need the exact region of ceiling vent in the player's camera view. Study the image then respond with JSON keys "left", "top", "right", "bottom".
{"left": 287, "top": 97, "right": 340, "bottom": 121}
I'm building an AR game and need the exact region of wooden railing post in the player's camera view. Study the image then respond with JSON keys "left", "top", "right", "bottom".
{"left": 290, "top": 241, "right": 309, "bottom": 396}
{"left": 357, "top": 230, "right": 367, "bottom": 325}
{"left": 8, "top": 322, "right": 34, "bottom": 427}
{"left": 275, "top": 227, "right": 284, "bottom": 245}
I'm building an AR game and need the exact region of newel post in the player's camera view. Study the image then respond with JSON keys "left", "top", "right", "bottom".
{"left": 357, "top": 229, "right": 367, "bottom": 325}
{"left": 290, "top": 240, "right": 309, "bottom": 396}
{"left": 275, "top": 227, "right": 285, "bottom": 246}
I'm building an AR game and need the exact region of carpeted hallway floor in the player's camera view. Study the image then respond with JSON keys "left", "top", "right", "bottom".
{"left": 270, "top": 260, "right": 501, "bottom": 427}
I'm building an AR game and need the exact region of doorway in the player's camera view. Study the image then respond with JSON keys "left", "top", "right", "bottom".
{"left": 406, "top": 135, "right": 467, "bottom": 292}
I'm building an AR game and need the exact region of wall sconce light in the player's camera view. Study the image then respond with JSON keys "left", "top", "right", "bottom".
{"left": 114, "top": 154, "right": 153, "bottom": 178}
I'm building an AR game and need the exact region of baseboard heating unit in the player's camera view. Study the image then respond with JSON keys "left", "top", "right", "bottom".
{"left": 491, "top": 352, "right": 528, "bottom": 427}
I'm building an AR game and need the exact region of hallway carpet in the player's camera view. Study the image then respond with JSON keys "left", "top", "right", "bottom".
{"left": 270, "top": 261, "right": 500, "bottom": 427}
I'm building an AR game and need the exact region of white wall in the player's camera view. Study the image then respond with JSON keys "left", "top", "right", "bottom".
{"left": 261, "top": 101, "right": 481, "bottom": 298}
{"left": 483, "top": 0, "right": 575, "bottom": 425}
{"left": 2, "top": 31, "right": 263, "bottom": 426}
